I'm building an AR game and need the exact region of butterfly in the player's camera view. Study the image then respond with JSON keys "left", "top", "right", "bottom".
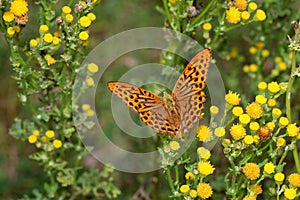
{"left": 107, "top": 48, "right": 211, "bottom": 138}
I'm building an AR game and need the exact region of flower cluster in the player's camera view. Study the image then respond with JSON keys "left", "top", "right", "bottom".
{"left": 28, "top": 130, "right": 62, "bottom": 150}
{"left": 2, "top": 0, "right": 29, "bottom": 25}
{"left": 226, "top": 1, "right": 266, "bottom": 24}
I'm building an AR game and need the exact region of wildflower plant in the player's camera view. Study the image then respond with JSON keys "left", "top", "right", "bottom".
{"left": 0, "top": 0, "right": 120, "bottom": 199}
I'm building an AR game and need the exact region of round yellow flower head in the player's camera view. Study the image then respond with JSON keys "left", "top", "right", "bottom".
{"left": 243, "top": 163, "right": 260, "bottom": 180}
{"left": 241, "top": 11, "right": 250, "bottom": 20}
{"left": 239, "top": 114, "right": 251, "bottom": 125}
{"left": 230, "top": 124, "right": 246, "bottom": 140}
{"left": 288, "top": 173, "right": 300, "bottom": 187}
{"left": 226, "top": 7, "right": 241, "bottom": 24}
{"left": 65, "top": 14, "right": 74, "bottom": 23}
{"left": 249, "top": 122, "right": 260, "bottom": 131}
{"left": 274, "top": 172, "right": 285, "bottom": 183}
{"left": 10, "top": 0, "right": 28, "bottom": 17}
{"left": 79, "top": 16, "right": 91, "bottom": 27}
{"left": 3, "top": 11, "right": 15, "bottom": 23}
{"left": 232, "top": 106, "right": 243, "bottom": 117}
{"left": 264, "top": 162, "right": 275, "bottom": 175}
{"left": 225, "top": 91, "right": 240, "bottom": 106}
{"left": 255, "top": 9, "right": 266, "bottom": 21}
{"left": 196, "top": 125, "right": 212, "bottom": 142}
{"left": 210, "top": 105, "right": 219, "bottom": 115}
{"left": 272, "top": 108, "right": 282, "bottom": 118}
{"left": 249, "top": 46, "right": 257, "bottom": 54}
{"left": 79, "top": 31, "right": 89, "bottom": 41}
{"left": 242, "top": 196, "right": 255, "bottom": 200}
{"left": 185, "top": 172, "right": 195, "bottom": 180}
{"left": 268, "top": 81, "right": 280, "bottom": 94}
{"left": 88, "top": 63, "right": 99, "bottom": 73}
{"left": 7, "top": 27, "right": 15, "bottom": 36}
{"left": 249, "top": 184, "right": 263, "bottom": 195}
{"left": 276, "top": 137, "right": 286, "bottom": 147}
{"left": 278, "top": 62, "right": 288, "bottom": 71}
{"left": 233, "top": 0, "right": 247, "bottom": 11}
{"left": 169, "top": 141, "right": 180, "bottom": 151}
{"left": 53, "top": 139, "right": 62, "bottom": 149}
{"left": 202, "top": 22, "right": 212, "bottom": 31}
{"left": 267, "top": 121, "right": 276, "bottom": 131}
{"left": 243, "top": 135, "right": 254, "bottom": 145}
{"left": 87, "top": 13, "right": 96, "bottom": 21}
{"left": 246, "top": 102, "right": 262, "bottom": 119}
{"left": 284, "top": 188, "right": 297, "bottom": 200}
{"left": 39, "top": 25, "right": 49, "bottom": 33}
{"left": 214, "top": 127, "right": 226, "bottom": 137}
{"left": 28, "top": 135, "right": 37, "bottom": 143}
{"left": 197, "top": 147, "right": 211, "bottom": 160}
{"left": 287, "top": 123, "right": 299, "bottom": 137}
{"left": 255, "top": 94, "right": 267, "bottom": 105}
{"left": 262, "top": 49, "right": 270, "bottom": 57}
{"left": 249, "top": 64, "right": 258, "bottom": 73}
{"left": 197, "top": 183, "right": 212, "bottom": 199}
{"left": 267, "top": 99, "right": 276, "bottom": 107}
{"left": 86, "top": 77, "right": 94, "bottom": 87}
{"left": 197, "top": 161, "right": 215, "bottom": 176}
{"left": 43, "top": 33, "right": 53, "bottom": 43}
{"left": 279, "top": 117, "right": 289, "bottom": 127}
{"left": 248, "top": 2, "right": 257, "bottom": 11}
{"left": 179, "top": 185, "right": 190, "bottom": 194}
{"left": 45, "top": 130, "right": 55, "bottom": 138}
{"left": 62, "top": 6, "right": 72, "bottom": 14}
{"left": 86, "top": 109, "right": 95, "bottom": 117}
{"left": 258, "top": 81, "right": 267, "bottom": 90}
{"left": 189, "top": 189, "right": 197, "bottom": 198}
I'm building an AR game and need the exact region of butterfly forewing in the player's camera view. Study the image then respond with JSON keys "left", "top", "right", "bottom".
{"left": 107, "top": 82, "right": 177, "bottom": 136}
{"left": 172, "top": 48, "right": 211, "bottom": 132}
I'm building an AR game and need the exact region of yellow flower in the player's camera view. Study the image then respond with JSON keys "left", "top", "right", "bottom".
{"left": 62, "top": 6, "right": 71, "bottom": 14}
{"left": 79, "top": 31, "right": 89, "bottom": 41}
{"left": 230, "top": 124, "right": 246, "bottom": 140}
{"left": 210, "top": 105, "right": 219, "bottom": 115}
{"left": 239, "top": 114, "right": 251, "bottom": 125}
{"left": 284, "top": 188, "right": 297, "bottom": 200}
{"left": 287, "top": 123, "right": 299, "bottom": 137}
{"left": 185, "top": 172, "right": 195, "bottom": 180}
{"left": 255, "top": 94, "right": 267, "bottom": 105}
{"left": 256, "top": 42, "right": 265, "bottom": 48}
{"left": 46, "top": 55, "right": 56, "bottom": 66}
{"left": 278, "top": 61, "right": 288, "bottom": 71}
{"left": 197, "top": 183, "right": 212, "bottom": 199}
{"left": 79, "top": 16, "right": 92, "bottom": 27}
{"left": 43, "top": 33, "right": 53, "bottom": 43}
{"left": 243, "top": 65, "right": 249, "bottom": 73}
{"left": 249, "top": 184, "right": 263, "bottom": 195}
{"left": 82, "top": 104, "right": 90, "bottom": 111}
{"left": 197, "top": 161, "right": 215, "bottom": 176}
{"left": 53, "top": 139, "right": 62, "bottom": 149}
{"left": 88, "top": 63, "right": 99, "bottom": 73}
{"left": 276, "top": 137, "right": 286, "bottom": 147}
{"left": 226, "top": 7, "right": 241, "bottom": 24}
{"left": 202, "top": 22, "right": 212, "bottom": 31}
{"left": 249, "top": 64, "right": 258, "bottom": 73}
{"left": 244, "top": 135, "right": 254, "bottom": 145}
{"left": 267, "top": 121, "right": 276, "bottom": 131}
{"left": 288, "top": 173, "right": 300, "bottom": 187}
{"left": 243, "top": 196, "right": 255, "bottom": 200}
{"left": 3, "top": 11, "right": 14, "bottom": 22}
{"left": 234, "top": 0, "right": 247, "bottom": 11}
{"left": 255, "top": 9, "right": 266, "bottom": 21}
{"left": 10, "top": 0, "right": 28, "bottom": 17}
{"left": 272, "top": 108, "right": 282, "bottom": 118}
{"left": 279, "top": 117, "right": 289, "bottom": 127}
{"left": 249, "top": 122, "right": 260, "bottom": 131}
{"left": 274, "top": 172, "right": 285, "bottom": 183}
{"left": 264, "top": 162, "right": 275, "bottom": 175}
{"left": 189, "top": 189, "right": 197, "bottom": 198}
{"left": 262, "top": 49, "right": 270, "bottom": 57}
{"left": 280, "top": 82, "right": 287, "bottom": 92}
{"left": 246, "top": 102, "right": 262, "bottom": 119}
{"left": 249, "top": 46, "right": 257, "bottom": 54}
{"left": 86, "top": 77, "right": 94, "bottom": 87}
{"left": 275, "top": 56, "right": 282, "bottom": 63}
{"left": 243, "top": 163, "right": 260, "bottom": 180}
{"left": 248, "top": 2, "right": 257, "bottom": 11}
{"left": 32, "top": 130, "right": 40, "bottom": 136}
{"left": 225, "top": 91, "right": 240, "bottom": 106}
{"left": 253, "top": 135, "right": 260, "bottom": 144}
{"left": 41, "top": 136, "right": 47, "bottom": 143}
{"left": 30, "top": 39, "right": 38, "bottom": 47}
{"left": 232, "top": 106, "right": 243, "bottom": 117}
{"left": 267, "top": 99, "right": 276, "bottom": 107}
{"left": 180, "top": 184, "right": 190, "bottom": 194}
{"left": 86, "top": 109, "right": 94, "bottom": 117}
{"left": 214, "top": 127, "right": 226, "bottom": 137}
{"left": 7, "top": 27, "right": 15, "bottom": 36}
{"left": 241, "top": 11, "right": 250, "bottom": 20}
{"left": 28, "top": 134, "right": 37, "bottom": 143}
{"left": 258, "top": 81, "right": 267, "bottom": 90}
{"left": 65, "top": 14, "right": 74, "bottom": 23}
{"left": 52, "top": 36, "right": 60, "bottom": 45}
{"left": 230, "top": 48, "right": 239, "bottom": 58}
{"left": 271, "top": 69, "right": 279, "bottom": 77}
{"left": 45, "top": 130, "right": 55, "bottom": 138}
{"left": 39, "top": 25, "right": 49, "bottom": 33}
{"left": 197, "top": 147, "right": 211, "bottom": 160}
{"left": 87, "top": 13, "right": 96, "bottom": 21}
{"left": 170, "top": 141, "right": 180, "bottom": 151}
{"left": 222, "top": 138, "right": 231, "bottom": 147}
{"left": 258, "top": 126, "right": 271, "bottom": 140}
{"left": 268, "top": 81, "right": 280, "bottom": 94}
{"left": 196, "top": 125, "right": 212, "bottom": 142}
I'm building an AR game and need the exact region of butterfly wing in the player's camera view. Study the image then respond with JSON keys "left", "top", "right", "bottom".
{"left": 172, "top": 48, "right": 211, "bottom": 132}
{"left": 107, "top": 82, "right": 178, "bottom": 136}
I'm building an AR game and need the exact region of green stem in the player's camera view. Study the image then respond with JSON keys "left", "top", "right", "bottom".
{"left": 285, "top": 50, "right": 300, "bottom": 173}
{"left": 162, "top": 0, "right": 172, "bottom": 26}
{"left": 190, "top": 0, "right": 215, "bottom": 27}
{"left": 166, "top": 167, "right": 175, "bottom": 194}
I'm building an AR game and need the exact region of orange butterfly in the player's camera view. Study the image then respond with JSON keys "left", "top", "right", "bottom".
{"left": 107, "top": 48, "right": 211, "bottom": 138}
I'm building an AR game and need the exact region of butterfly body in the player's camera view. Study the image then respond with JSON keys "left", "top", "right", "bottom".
{"left": 107, "top": 48, "right": 212, "bottom": 138}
